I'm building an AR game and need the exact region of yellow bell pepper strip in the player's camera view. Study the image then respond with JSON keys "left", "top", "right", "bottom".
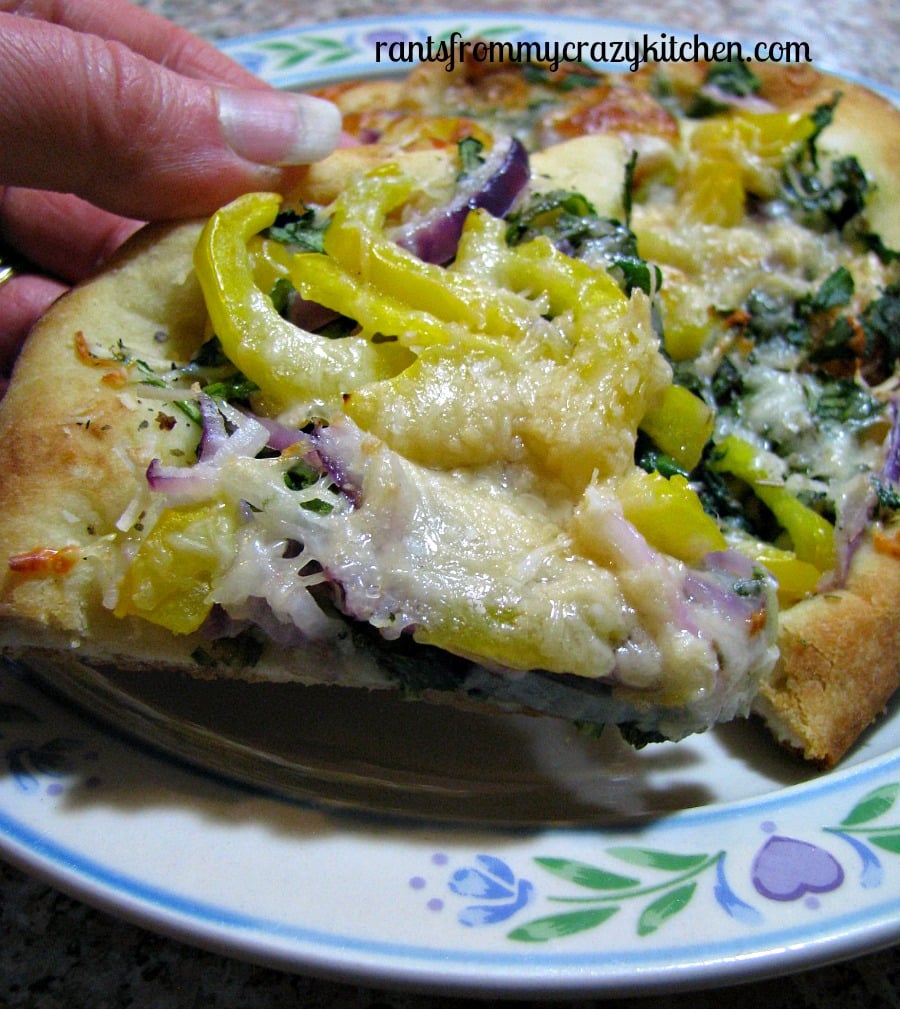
{"left": 320, "top": 167, "right": 534, "bottom": 338}
{"left": 710, "top": 434, "right": 836, "bottom": 573}
{"left": 726, "top": 535, "right": 823, "bottom": 604}
{"left": 686, "top": 108, "right": 817, "bottom": 199}
{"left": 453, "top": 210, "right": 626, "bottom": 326}
{"left": 114, "top": 501, "right": 238, "bottom": 634}
{"left": 289, "top": 251, "right": 512, "bottom": 363}
{"left": 679, "top": 157, "right": 746, "bottom": 227}
{"left": 616, "top": 469, "right": 727, "bottom": 565}
{"left": 291, "top": 187, "right": 628, "bottom": 364}
{"left": 639, "top": 384, "right": 714, "bottom": 472}
{"left": 247, "top": 234, "right": 291, "bottom": 294}
{"left": 658, "top": 282, "right": 713, "bottom": 362}
{"left": 194, "top": 192, "right": 405, "bottom": 418}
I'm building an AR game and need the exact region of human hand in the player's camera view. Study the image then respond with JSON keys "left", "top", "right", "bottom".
{"left": 0, "top": 0, "right": 342, "bottom": 395}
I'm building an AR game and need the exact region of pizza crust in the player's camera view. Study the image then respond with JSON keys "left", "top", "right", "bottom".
{"left": 753, "top": 525, "right": 900, "bottom": 767}
{"left": 0, "top": 221, "right": 207, "bottom": 650}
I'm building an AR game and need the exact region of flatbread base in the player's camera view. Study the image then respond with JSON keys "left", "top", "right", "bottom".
{"left": 753, "top": 528, "right": 900, "bottom": 767}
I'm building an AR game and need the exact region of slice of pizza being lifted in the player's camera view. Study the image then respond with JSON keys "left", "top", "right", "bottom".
{"left": 0, "top": 50, "right": 897, "bottom": 765}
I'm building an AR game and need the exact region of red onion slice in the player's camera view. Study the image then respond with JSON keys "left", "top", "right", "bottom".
{"left": 881, "top": 399, "right": 900, "bottom": 486}
{"left": 393, "top": 135, "right": 530, "bottom": 264}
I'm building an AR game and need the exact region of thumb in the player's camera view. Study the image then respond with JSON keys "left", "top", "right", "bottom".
{"left": 0, "top": 14, "right": 341, "bottom": 219}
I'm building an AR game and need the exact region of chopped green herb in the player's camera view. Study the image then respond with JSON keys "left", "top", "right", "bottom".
{"left": 863, "top": 231, "right": 900, "bottom": 264}
{"left": 270, "top": 276, "right": 294, "bottom": 316}
{"left": 623, "top": 150, "right": 638, "bottom": 227}
{"left": 743, "top": 288, "right": 808, "bottom": 346}
{"left": 710, "top": 357, "right": 745, "bottom": 407}
{"left": 706, "top": 58, "right": 761, "bottom": 97}
{"left": 804, "top": 95, "right": 840, "bottom": 169}
{"left": 457, "top": 136, "right": 486, "bottom": 179}
{"left": 873, "top": 478, "right": 900, "bottom": 517}
{"left": 812, "top": 378, "right": 883, "bottom": 426}
{"left": 687, "top": 59, "right": 762, "bottom": 116}
{"left": 505, "top": 188, "right": 597, "bottom": 245}
{"left": 610, "top": 256, "right": 663, "bottom": 297}
{"left": 265, "top": 206, "right": 327, "bottom": 254}
{"left": 521, "top": 63, "right": 603, "bottom": 92}
{"left": 203, "top": 375, "right": 259, "bottom": 402}
{"left": 782, "top": 154, "right": 871, "bottom": 232}
{"left": 285, "top": 461, "right": 335, "bottom": 513}
{"left": 634, "top": 432, "right": 690, "bottom": 479}
{"left": 284, "top": 460, "right": 322, "bottom": 491}
{"left": 505, "top": 188, "right": 658, "bottom": 295}
{"left": 808, "top": 266, "right": 855, "bottom": 312}
{"left": 859, "top": 282, "right": 900, "bottom": 372}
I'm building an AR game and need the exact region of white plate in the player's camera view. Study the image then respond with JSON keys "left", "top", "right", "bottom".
{"left": 2, "top": 14, "right": 899, "bottom": 998}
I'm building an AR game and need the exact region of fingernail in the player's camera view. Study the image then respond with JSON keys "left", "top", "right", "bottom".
{"left": 217, "top": 88, "right": 342, "bottom": 166}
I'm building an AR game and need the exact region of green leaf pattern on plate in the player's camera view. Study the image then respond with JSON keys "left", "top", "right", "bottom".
{"left": 424, "top": 782, "right": 900, "bottom": 943}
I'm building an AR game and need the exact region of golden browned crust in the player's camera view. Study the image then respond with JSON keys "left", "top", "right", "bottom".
{"left": 0, "top": 221, "right": 208, "bottom": 655}
{"left": 754, "top": 525, "right": 900, "bottom": 767}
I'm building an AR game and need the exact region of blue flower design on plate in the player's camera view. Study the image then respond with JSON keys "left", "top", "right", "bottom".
{"left": 449, "top": 854, "right": 535, "bottom": 926}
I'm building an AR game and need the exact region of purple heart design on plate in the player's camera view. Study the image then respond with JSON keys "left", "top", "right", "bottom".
{"left": 751, "top": 835, "right": 845, "bottom": 901}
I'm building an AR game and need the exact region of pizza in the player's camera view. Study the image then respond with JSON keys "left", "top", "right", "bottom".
{"left": 0, "top": 48, "right": 897, "bottom": 766}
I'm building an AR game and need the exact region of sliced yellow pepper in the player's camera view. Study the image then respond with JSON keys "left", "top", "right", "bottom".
{"left": 115, "top": 501, "right": 237, "bottom": 634}
{"left": 639, "top": 384, "right": 714, "bottom": 472}
{"left": 194, "top": 192, "right": 406, "bottom": 418}
{"left": 688, "top": 109, "right": 816, "bottom": 198}
{"left": 729, "top": 537, "right": 823, "bottom": 604}
{"left": 617, "top": 469, "right": 727, "bottom": 565}
{"left": 320, "top": 167, "right": 534, "bottom": 338}
{"left": 710, "top": 434, "right": 836, "bottom": 573}
{"left": 679, "top": 157, "right": 746, "bottom": 226}
{"left": 454, "top": 210, "right": 626, "bottom": 327}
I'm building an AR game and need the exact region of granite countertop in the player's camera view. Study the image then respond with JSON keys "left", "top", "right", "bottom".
{"left": 2, "top": 1, "right": 898, "bottom": 1006}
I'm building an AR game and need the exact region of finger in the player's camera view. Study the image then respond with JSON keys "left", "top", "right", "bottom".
{"left": 0, "top": 14, "right": 341, "bottom": 219}
{"left": 0, "top": 272, "right": 67, "bottom": 379}
{"left": 1, "top": 188, "right": 141, "bottom": 283}
{"left": 2, "top": 0, "right": 263, "bottom": 88}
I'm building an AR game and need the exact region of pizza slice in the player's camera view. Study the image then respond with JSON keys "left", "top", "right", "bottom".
{"left": 0, "top": 51, "right": 897, "bottom": 764}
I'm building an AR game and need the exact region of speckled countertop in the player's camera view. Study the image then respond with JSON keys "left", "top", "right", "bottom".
{"left": 2, "top": 1, "right": 898, "bottom": 1006}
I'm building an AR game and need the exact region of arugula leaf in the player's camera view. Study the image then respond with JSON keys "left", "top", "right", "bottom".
{"left": 812, "top": 378, "right": 883, "bottom": 427}
{"left": 687, "top": 59, "right": 762, "bottom": 116}
{"left": 808, "top": 265, "right": 855, "bottom": 312}
{"left": 506, "top": 188, "right": 660, "bottom": 295}
{"left": 874, "top": 478, "right": 900, "bottom": 518}
{"left": 860, "top": 282, "right": 900, "bottom": 368}
{"left": 264, "top": 206, "right": 327, "bottom": 254}
{"left": 623, "top": 150, "right": 638, "bottom": 227}
{"left": 457, "top": 136, "right": 486, "bottom": 179}
{"left": 782, "top": 154, "right": 871, "bottom": 232}
{"left": 634, "top": 431, "right": 690, "bottom": 479}
{"left": 707, "top": 58, "right": 761, "bottom": 97}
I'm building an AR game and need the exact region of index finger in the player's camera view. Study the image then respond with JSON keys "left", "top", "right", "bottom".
{"left": 0, "top": 0, "right": 264, "bottom": 89}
